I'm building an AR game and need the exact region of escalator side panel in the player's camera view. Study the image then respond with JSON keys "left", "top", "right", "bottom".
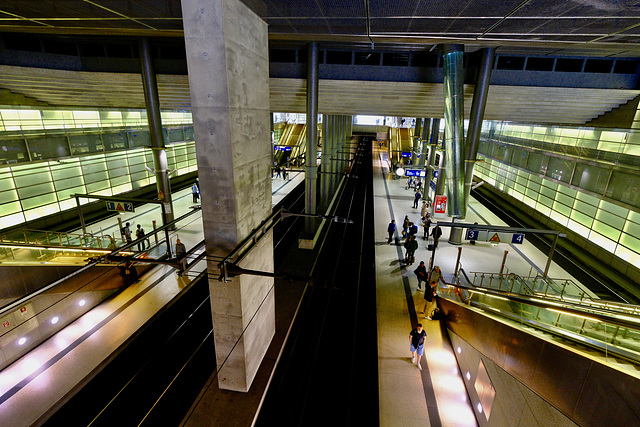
{"left": 439, "top": 297, "right": 640, "bottom": 427}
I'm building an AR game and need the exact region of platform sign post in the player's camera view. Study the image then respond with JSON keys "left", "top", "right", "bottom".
{"left": 464, "top": 230, "right": 525, "bottom": 244}
{"left": 106, "top": 201, "right": 135, "bottom": 213}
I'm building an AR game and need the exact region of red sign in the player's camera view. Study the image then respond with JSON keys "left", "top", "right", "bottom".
{"left": 20, "top": 307, "right": 27, "bottom": 313}
{"left": 3, "top": 321, "right": 9, "bottom": 328}
{"left": 434, "top": 195, "right": 447, "bottom": 214}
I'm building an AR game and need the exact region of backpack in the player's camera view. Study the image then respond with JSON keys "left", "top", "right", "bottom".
{"left": 137, "top": 228, "right": 145, "bottom": 237}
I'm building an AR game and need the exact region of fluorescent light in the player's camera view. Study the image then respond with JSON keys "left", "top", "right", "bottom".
{"left": 51, "top": 316, "right": 59, "bottom": 324}
{"left": 79, "top": 300, "right": 86, "bottom": 307}
{"left": 18, "top": 337, "right": 26, "bottom": 345}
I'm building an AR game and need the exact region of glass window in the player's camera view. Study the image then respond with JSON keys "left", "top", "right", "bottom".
{"left": 129, "top": 130, "right": 150, "bottom": 148}
{"left": 573, "top": 199, "right": 597, "bottom": 217}
{"left": 605, "top": 171, "right": 640, "bottom": 207}
{"left": 69, "top": 134, "right": 103, "bottom": 155}
{"left": 0, "top": 139, "right": 29, "bottom": 164}
{"left": 592, "top": 220, "right": 621, "bottom": 242}
{"left": 570, "top": 163, "right": 609, "bottom": 195}
{"left": 102, "top": 132, "right": 128, "bottom": 151}
{"left": 546, "top": 157, "right": 572, "bottom": 183}
{"left": 526, "top": 152, "right": 547, "bottom": 175}
{"left": 28, "top": 136, "right": 71, "bottom": 160}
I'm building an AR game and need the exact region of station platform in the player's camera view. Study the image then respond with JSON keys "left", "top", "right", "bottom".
{"left": 372, "top": 148, "right": 581, "bottom": 426}
{"left": 0, "top": 152, "right": 587, "bottom": 426}
{"left": 0, "top": 172, "right": 304, "bottom": 426}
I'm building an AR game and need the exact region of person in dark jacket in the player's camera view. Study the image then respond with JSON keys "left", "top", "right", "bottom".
{"left": 431, "top": 224, "right": 443, "bottom": 247}
{"left": 414, "top": 261, "right": 427, "bottom": 290}
{"left": 404, "top": 235, "right": 418, "bottom": 264}
{"left": 387, "top": 219, "right": 396, "bottom": 244}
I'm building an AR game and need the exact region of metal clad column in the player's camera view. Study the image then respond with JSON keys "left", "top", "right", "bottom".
{"left": 139, "top": 37, "right": 174, "bottom": 225}
{"left": 320, "top": 114, "right": 330, "bottom": 210}
{"left": 412, "top": 118, "right": 422, "bottom": 166}
{"left": 305, "top": 42, "right": 319, "bottom": 234}
{"left": 442, "top": 44, "right": 466, "bottom": 218}
{"left": 418, "top": 118, "right": 430, "bottom": 168}
{"left": 464, "top": 47, "right": 495, "bottom": 216}
{"left": 426, "top": 118, "right": 440, "bottom": 203}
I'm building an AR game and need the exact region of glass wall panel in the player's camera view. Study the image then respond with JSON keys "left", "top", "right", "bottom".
{"left": 102, "top": 132, "right": 128, "bottom": 151}
{"left": 168, "top": 128, "right": 184, "bottom": 143}
{"left": 69, "top": 134, "right": 103, "bottom": 155}
{"left": 546, "top": 157, "right": 573, "bottom": 183}
{"left": 129, "top": 130, "right": 150, "bottom": 148}
{"left": 28, "top": 136, "right": 70, "bottom": 160}
{"left": 0, "top": 139, "right": 29, "bottom": 164}
{"left": 592, "top": 221, "right": 621, "bottom": 241}
{"left": 526, "top": 152, "right": 547, "bottom": 174}
{"left": 571, "top": 163, "right": 609, "bottom": 195}
{"left": 605, "top": 171, "right": 640, "bottom": 207}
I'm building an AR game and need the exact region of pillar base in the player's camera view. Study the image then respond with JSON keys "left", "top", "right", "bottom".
{"left": 448, "top": 227, "right": 463, "bottom": 245}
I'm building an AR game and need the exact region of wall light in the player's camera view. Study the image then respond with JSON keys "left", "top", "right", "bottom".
{"left": 18, "top": 337, "right": 26, "bottom": 345}
{"left": 51, "top": 316, "right": 59, "bottom": 324}
{"left": 466, "top": 371, "right": 471, "bottom": 380}
{"left": 477, "top": 403, "right": 483, "bottom": 413}
{"left": 79, "top": 300, "right": 86, "bottom": 307}
{"left": 457, "top": 347, "right": 462, "bottom": 354}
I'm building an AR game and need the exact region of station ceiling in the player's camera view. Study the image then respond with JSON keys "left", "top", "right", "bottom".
{"left": 1, "top": 0, "right": 640, "bottom": 124}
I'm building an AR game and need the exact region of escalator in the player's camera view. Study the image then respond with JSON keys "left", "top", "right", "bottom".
{"left": 437, "top": 270, "right": 640, "bottom": 426}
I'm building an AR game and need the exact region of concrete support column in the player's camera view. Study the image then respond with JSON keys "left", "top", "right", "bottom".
{"left": 139, "top": 37, "right": 174, "bottom": 225}
{"left": 464, "top": 47, "right": 495, "bottom": 216}
{"left": 305, "top": 42, "right": 319, "bottom": 234}
{"left": 182, "top": 0, "right": 274, "bottom": 392}
{"left": 442, "top": 44, "right": 466, "bottom": 219}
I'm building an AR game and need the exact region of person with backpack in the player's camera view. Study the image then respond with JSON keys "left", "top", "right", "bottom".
{"left": 135, "top": 224, "right": 146, "bottom": 251}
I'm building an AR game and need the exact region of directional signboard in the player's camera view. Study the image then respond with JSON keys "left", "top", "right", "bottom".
{"left": 106, "top": 201, "right": 134, "bottom": 213}
{"left": 465, "top": 229, "right": 525, "bottom": 244}
{"left": 405, "top": 169, "right": 426, "bottom": 177}
{"left": 274, "top": 146, "right": 292, "bottom": 152}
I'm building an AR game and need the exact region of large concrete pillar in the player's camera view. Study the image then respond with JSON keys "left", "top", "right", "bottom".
{"left": 182, "top": 0, "right": 274, "bottom": 392}
{"left": 139, "top": 37, "right": 175, "bottom": 226}
{"left": 442, "top": 44, "right": 466, "bottom": 219}
{"left": 305, "top": 42, "right": 319, "bottom": 234}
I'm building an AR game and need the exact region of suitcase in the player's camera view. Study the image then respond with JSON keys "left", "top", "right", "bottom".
{"left": 427, "top": 244, "right": 435, "bottom": 251}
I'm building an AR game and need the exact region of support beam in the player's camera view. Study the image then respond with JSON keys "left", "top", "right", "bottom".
{"left": 305, "top": 42, "right": 319, "bottom": 234}
{"left": 139, "top": 37, "right": 174, "bottom": 225}
{"left": 464, "top": 47, "right": 495, "bottom": 217}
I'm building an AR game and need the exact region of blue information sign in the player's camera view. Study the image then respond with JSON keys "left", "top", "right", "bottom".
{"left": 466, "top": 229, "right": 479, "bottom": 241}
{"left": 433, "top": 170, "right": 439, "bottom": 178}
{"left": 405, "top": 169, "right": 426, "bottom": 177}
{"left": 511, "top": 233, "right": 525, "bottom": 244}
{"left": 274, "top": 146, "right": 292, "bottom": 152}
{"left": 401, "top": 152, "right": 411, "bottom": 157}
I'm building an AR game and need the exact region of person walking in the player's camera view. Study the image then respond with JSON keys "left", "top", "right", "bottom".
{"left": 413, "top": 190, "right": 422, "bottom": 209}
{"left": 409, "top": 323, "right": 427, "bottom": 370}
{"left": 135, "top": 224, "right": 146, "bottom": 251}
{"left": 192, "top": 182, "right": 200, "bottom": 203}
{"left": 423, "top": 266, "right": 443, "bottom": 319}
{"left": 387, "top": 219, "right": 396, "bottom": 244}
{"left": 414, "top": 261, "right": 427, "bottom": 290}
{"left": 175, "top": 238, "right": 187, "bottom": 271}
{"left": 123, "top": 222, "right": 132, "bottom": 244}
{"left": 431, "top": 224, "right": 442, "bottom": 248}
